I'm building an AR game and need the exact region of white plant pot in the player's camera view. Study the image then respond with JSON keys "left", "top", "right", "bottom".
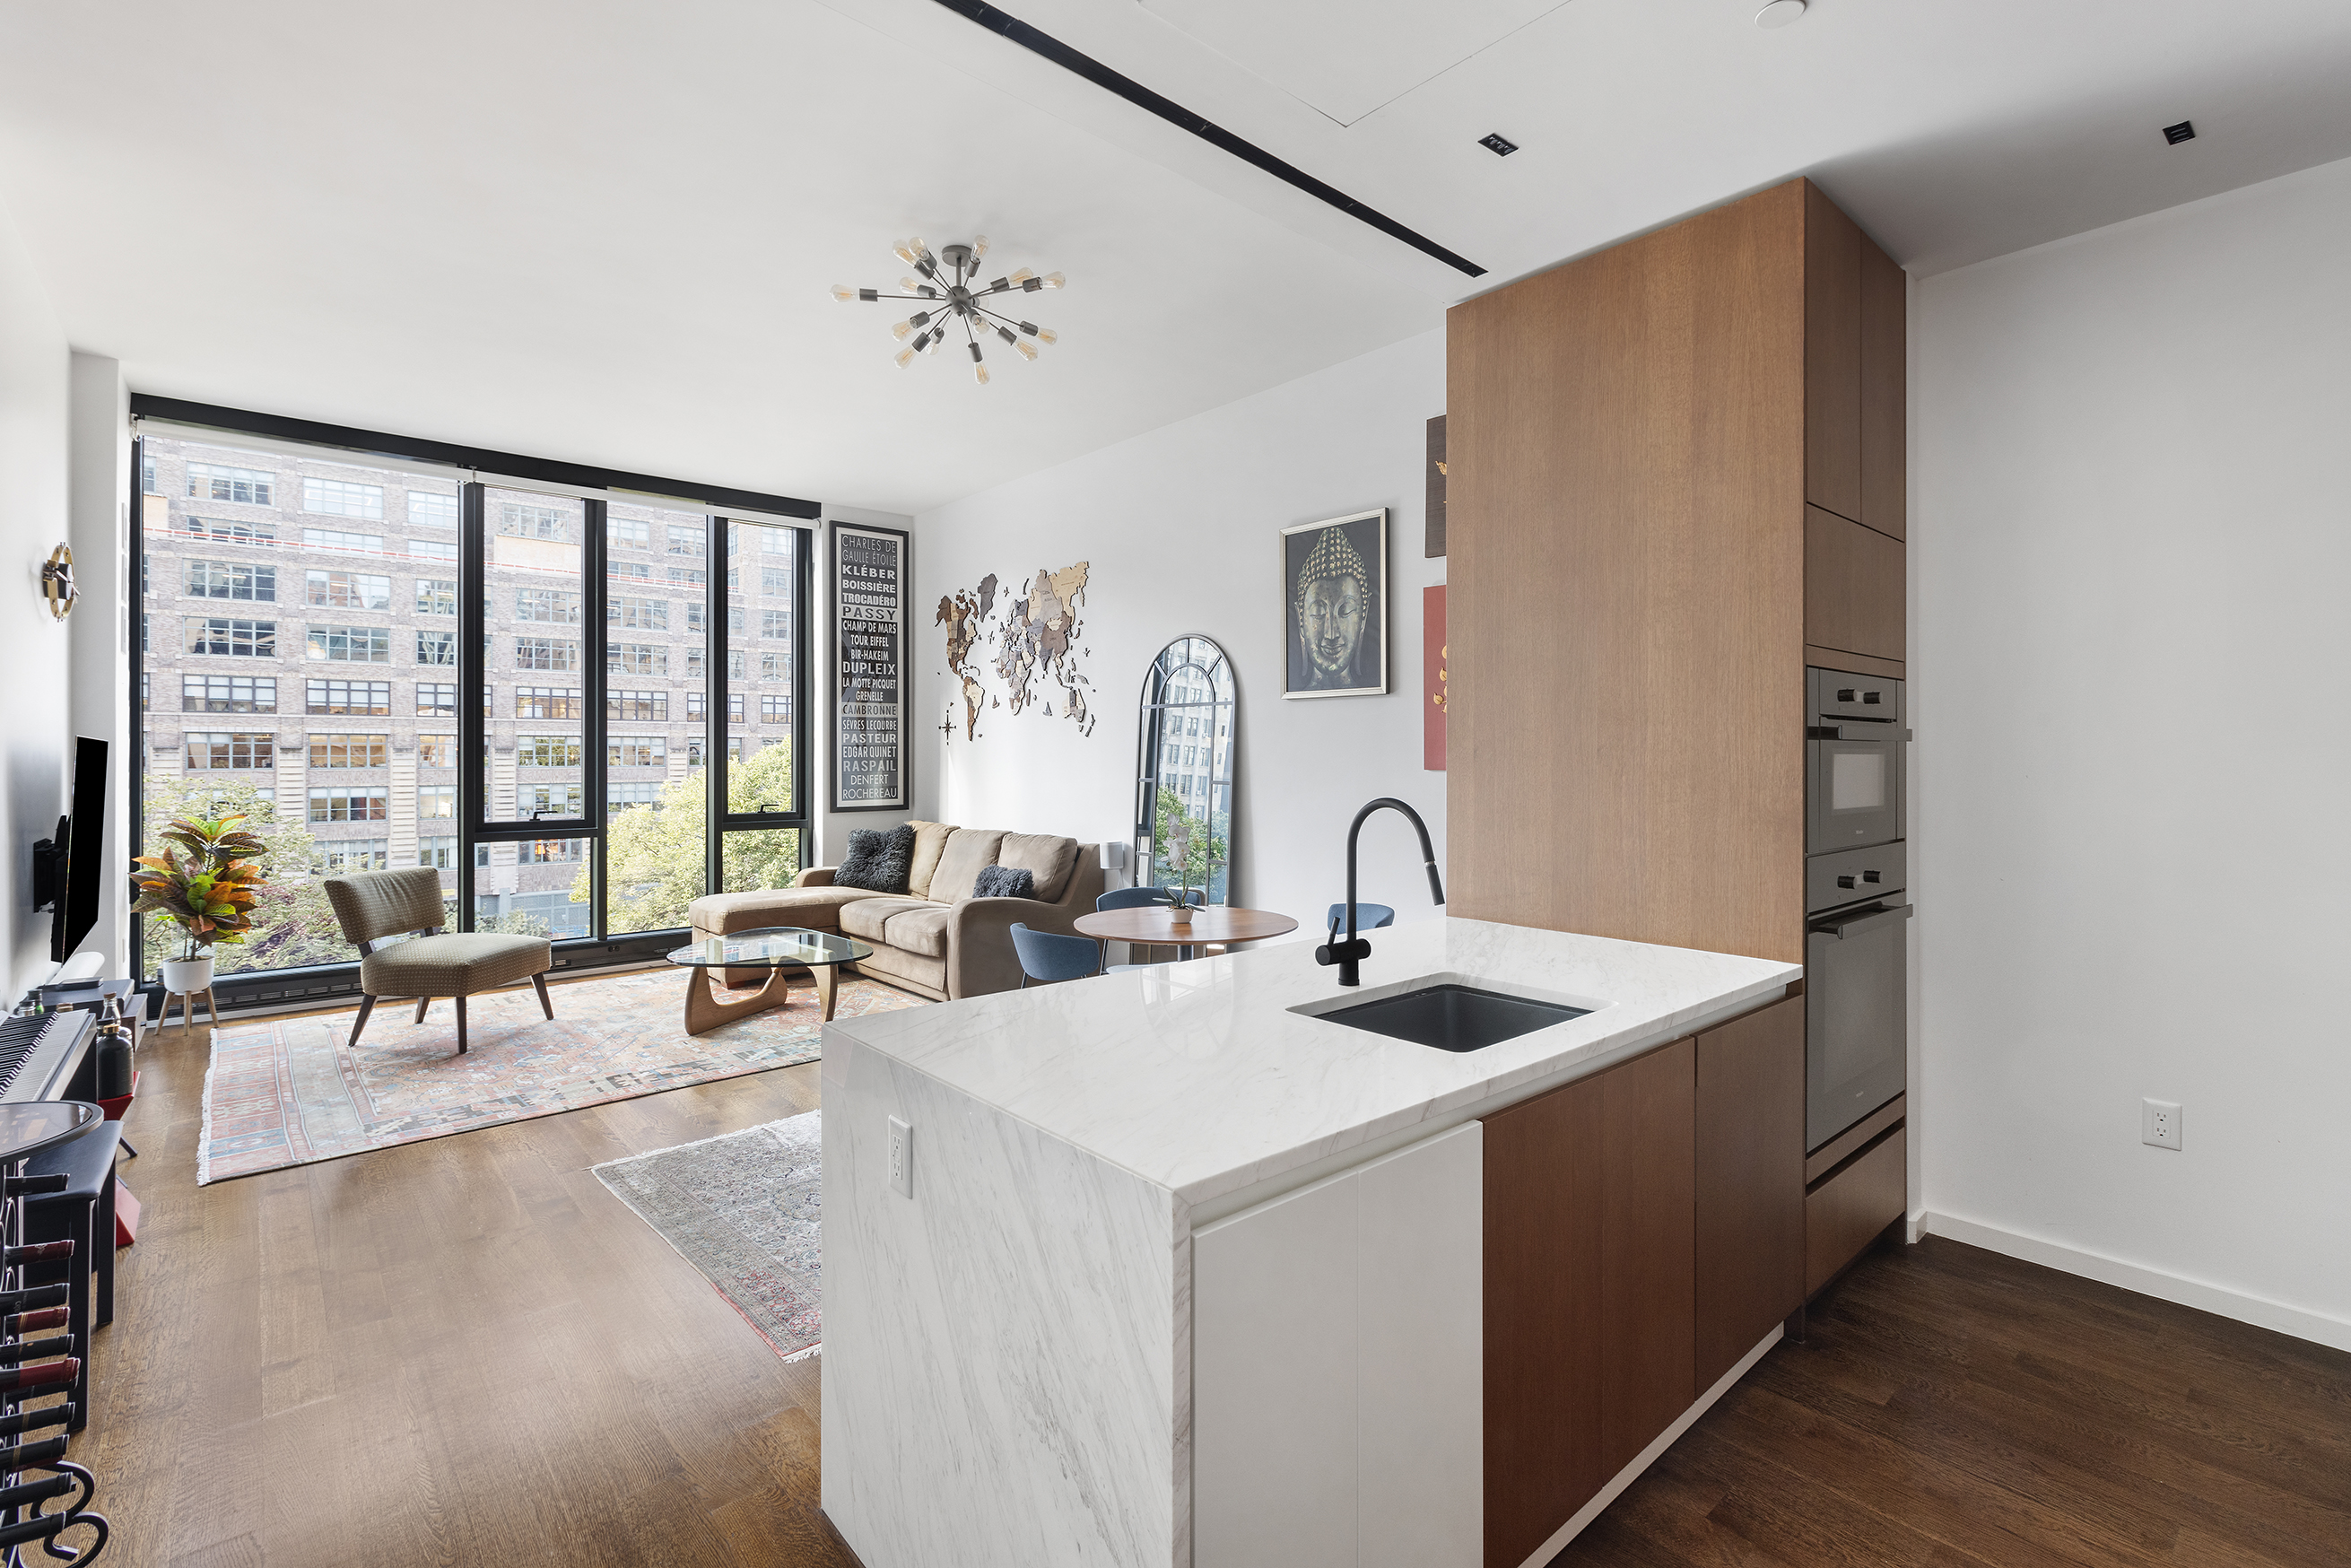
{"left": 161, "top": 955, "right": 214, "bottom": 995}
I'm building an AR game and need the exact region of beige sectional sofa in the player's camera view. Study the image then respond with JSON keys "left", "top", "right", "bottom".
{"left": 684, "top": 821, "right": 1104, "bottom": 1001}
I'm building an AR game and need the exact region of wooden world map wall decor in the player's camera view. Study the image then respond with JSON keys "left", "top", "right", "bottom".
{"left": 936, "top": 562, "right": 1096, "bottom": 741}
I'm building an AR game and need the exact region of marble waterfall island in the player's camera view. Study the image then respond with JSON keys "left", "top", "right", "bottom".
{"left": 819, "top": 917, "right": 1799, "bottom": 1568}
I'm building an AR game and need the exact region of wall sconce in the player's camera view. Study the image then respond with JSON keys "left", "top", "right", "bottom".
{"left": 40, "top": 544, "right": 76, "bottom": 621}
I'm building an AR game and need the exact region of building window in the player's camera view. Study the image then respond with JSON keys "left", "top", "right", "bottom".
{"left": 180, "top": 515, "right": 278, "bottom": 546}
{"left": 516, "top": 587, "right": 583, "bottom": 624}
{"left": 408, "top": 492, "right": 458, "bottom": 527}
{"left": 606, "top": 641, "right": 666, "bottom": 676}
{"left": 416, "top": 734, "right": 456, "bottom": 768}
{"left": 417, "top": 836, "right": 457, "bottom": 869}
{"left": 518, "top": 735, "right": 583, "bottom": 767}
{"left": 515, "top": 686, "right": 582, "bottom": 720}
{"left": 666, "top": 525, "right": 703, "bottom": 556}
{"left": 309, "top": 733, "right": 388, "bottom": 768}
{"left": 497, "top": 502, "right": 573, "bottom": 542}
{"left": 760, "top": 527, "right": 794, "bottom": 555}
{"left": 302, "top": 476, "right": 385, "bottom": 518}
{"left": 686, "top": 692, "right": 705, "bottom": 720}
{"left": 182, "top": 675, "right": 277, "bottom": 714}
{"left": 762, "top": 610, "right": 790, "bottom": 640}
{"left": 727, "top": 693, "right": 745, "bottom": 723}
{"left": 185, "top": 732, "right": 274, "bottom": 770}
{"left": 305, "top": 570, "right": 392, "bottom": 610}
{"left": 418, "top": 785, "right": 457, "bottom": 819}
{"left": 607, "top": 596, "right": 667, "bottom": 631}
{"left": 761, "top": 694, "right": 791, "bottom": 723}
{"left": 301, "top": 527, "right": 386, "bottom": 555}
{"left": 607, "top": 690, "right": 666, "bottom": 721}
{"left": 756, "top": 652, "right": 785, "bottom": 680}
{"left": 408, "top": 538, "right": 458, "bottom": 561}
{"left": 762, "top": 568, "right": 790, "bottom": 597}
{"left": 686, "top": 737, "right": 705, "bottom": 767}
{"left": 518, "top": 782, "right": 584, "bottom": 816}
{"left": 307, "top": 678, "right": 392, "bottom": 716}
{"left": 185, "top": 559, "right": 277, "bottom": 601}
{"left": 608, "top": 559, "right": 652, "bottom": 580}
{"left": 414, "top": 683, "right": 457, "bottom": 717}
{"left": 515, "top": 637, "right": 580, "bottom": 673}
{"left": 608, "top": 517, "right": 650, "bottom": 547}
{"left": 187, "top": 461, "right": 274, "bottom": 506}
{"left": 727, "top": 651, "right": 745, "bottom": 680}
{"left": 308, "top": 623, "right": 392, "bottom": 663}
{"left": 184, "top": 617, "right": 278, "bottom": 658}
{"left": 308, "top": 787, "right": 389, "bottom": 823}
{"left": 666, "top": 565, "right": 706, "bottom": 586}
{"left": 608, "top": 781, "right": 665, "bottom": 809}
{"left": 523, "top": 839, "right": 586, "bottom": 864}
{"left": 686, "top": 602, "right": 706, "bottom": 634}
{"left": 415, "top": 631, "right": 458, "bottom": 667}
{"left": 609, "top": 736, "right": 666, "bottom": 767}
{"left": 316, "top": 840, "right": 390, "bottom": 874}
{"left": 415, "top": 579, "right": 458, "bottom": 615}
{"left": 727, "top": 606, "right": 745, "bottom": 635}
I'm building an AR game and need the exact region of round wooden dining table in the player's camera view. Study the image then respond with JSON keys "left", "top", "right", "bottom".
{"left": 1072, "top": 904, "right": 1301, "bottom": 959}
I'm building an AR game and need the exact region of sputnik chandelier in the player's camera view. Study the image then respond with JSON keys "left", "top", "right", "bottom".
{"left": 832, "top": 236, "right": 1063, "bottom": 386}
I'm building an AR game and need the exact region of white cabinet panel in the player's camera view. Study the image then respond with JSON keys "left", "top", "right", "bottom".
{"left": 1193, "top": 1122, "right": 1483, "bottom": 1568}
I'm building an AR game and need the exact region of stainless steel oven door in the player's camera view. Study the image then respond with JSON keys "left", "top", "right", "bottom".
{"left": 1807, "top": 899, "right": 1911, "bottom": 1152}
{"left": 1807, "top": 726, "right": 1903, "bottom": 852}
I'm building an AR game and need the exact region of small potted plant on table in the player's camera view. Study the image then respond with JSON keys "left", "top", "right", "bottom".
{"left": 132, "top": 814, "right": 268, "bottom": 1006}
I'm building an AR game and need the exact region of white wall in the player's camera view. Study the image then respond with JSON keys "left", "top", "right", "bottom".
{"left": 0, "top": 199, "right": 74, "bottom": 1002}
{"left": 1915, "top": 155, "right": 2351, "bottom": 1347}
{"left": 67, "top": 353, "right": 129, "bottom": 980}
{"left": 910, "top": 329, "right": 1446, "bottom": 933}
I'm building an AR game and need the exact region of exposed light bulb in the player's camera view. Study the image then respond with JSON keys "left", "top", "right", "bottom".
{"left": 892, "top": 240, "right": 918, "bottom": 266}
{"left": 1036, "top": 326, "right": 1058, "bottom": 345}
{"left": 927, "top": 329, "right": 946, "bottom": 354}
{"left": 830, "top": 283, "right": 859, "bottom": 303}
{"left": 971, "top": 234, "right": 990, "bottom": 258}
{"left": 901, "top": 276, "right": 926, "bottom": 294}
{"left": 1040, "top": 271, "right": 1066, "bottom": 290}
{"left": 974, "top": 362, "right": 990, "bottom": 386}
{"left": 891, "top": 319, "right": 914, "bottom": 341}
{"left": 1013, "top": 337, "right": 1039, "bottom": 362}
{"left": 895, "top": 346, "right": 918, "bottom": 370}
{"left": 1007, "top": 266, "right": 1036, "bottom": 286}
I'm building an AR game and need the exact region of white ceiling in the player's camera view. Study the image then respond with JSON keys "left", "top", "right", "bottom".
{"left": 4, "top": 0, "right": 2348, "bottom": 515}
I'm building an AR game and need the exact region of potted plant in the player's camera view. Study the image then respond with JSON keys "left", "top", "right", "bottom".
{"left": 131, "top": 814, "right": 268, "bottom": 997}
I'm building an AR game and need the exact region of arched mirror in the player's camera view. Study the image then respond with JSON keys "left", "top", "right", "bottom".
{"left": 1135, "top": 635, "right": 1236, "bottom": 905}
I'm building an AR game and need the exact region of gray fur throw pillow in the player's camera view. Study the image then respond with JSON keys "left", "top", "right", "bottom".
{"left": 971, "top": 864, "right": 1037, "bottom": 901}
{"left": 836, "top": 824, "right": 915, "bottom": 893}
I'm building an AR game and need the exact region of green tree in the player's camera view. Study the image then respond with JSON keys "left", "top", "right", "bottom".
{"left": 1151, "top": 785, "right": 1228, "bottom": 899}
{"left": 578, "top": 741, "right": 800, "bottom": 930}
{"left": 140, "top": 775, "right": 352, "bottom": 977}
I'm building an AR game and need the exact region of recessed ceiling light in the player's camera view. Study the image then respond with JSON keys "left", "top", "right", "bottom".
{"left": 2164, "top": 120, "right": 2197, "bottom": 145}
{"left": 1479, "top": 134, "right": 1519, "bottom": 157}
{"left": 1755, "top": 0, "right": 1807, "bottom": 28}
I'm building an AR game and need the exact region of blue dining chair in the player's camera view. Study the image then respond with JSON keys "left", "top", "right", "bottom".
{"left": 1010, "top": 923, "right": 1101, "bottom": 988}
{"left": 1326, "top": 902, "right": 1398, "bottom": 934}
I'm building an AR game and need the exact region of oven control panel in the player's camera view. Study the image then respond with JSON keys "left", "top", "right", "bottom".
{"left": 1807, "top": 841, "right": 1907, "bottom": 915}
{"left": 1810, "top": 666, "right": 1904, "bottom": 725}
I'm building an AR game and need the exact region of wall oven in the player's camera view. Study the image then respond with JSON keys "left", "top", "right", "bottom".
{"left": 1807, "top": 668, "right": 1904, "bottom": 854}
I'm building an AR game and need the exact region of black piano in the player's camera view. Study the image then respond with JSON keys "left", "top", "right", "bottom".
{"left": 0, "top": 1008, "right": 98, "bottom": 1105}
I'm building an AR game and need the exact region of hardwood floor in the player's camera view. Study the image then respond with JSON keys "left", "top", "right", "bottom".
{"left": 1553, "top": 1234, "right": 2351, "bottom": 1568}
{"left": 81, "top": 992, "right": 863, "bottom": 1568}
{"left": 75, "top": 1002, "right": 2350, "bottom": 1568}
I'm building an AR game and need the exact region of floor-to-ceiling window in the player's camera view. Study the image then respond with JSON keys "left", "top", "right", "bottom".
{"left": 133, "top": 409, "right": 814, "bottom": 996}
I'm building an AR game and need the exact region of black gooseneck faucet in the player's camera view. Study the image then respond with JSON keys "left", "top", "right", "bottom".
{"left": 1316, "top": 797, "right": 1446, "bottom": 987}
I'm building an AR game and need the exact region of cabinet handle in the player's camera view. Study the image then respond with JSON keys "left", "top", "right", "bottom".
{"left": 1814, "top": 903, "right": 1912, "bottom": 939}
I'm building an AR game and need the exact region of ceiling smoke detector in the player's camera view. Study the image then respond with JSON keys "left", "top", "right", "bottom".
{"left": 1755, "top": 0, "right": 1807, "bottom": 27}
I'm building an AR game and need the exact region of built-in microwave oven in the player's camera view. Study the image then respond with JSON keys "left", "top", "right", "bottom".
{"left": 1806, "top": 669, "right": 1904, "bottom": 854}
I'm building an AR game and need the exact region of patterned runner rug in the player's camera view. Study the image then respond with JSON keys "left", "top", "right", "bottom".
{"left": 593, "top": 1111, "right": 824, "bottom": 1361}
{"left": 198, "top": 969, "right": 917, "bottom": 1183}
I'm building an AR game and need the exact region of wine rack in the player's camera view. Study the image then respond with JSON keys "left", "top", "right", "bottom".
{"left": 0, "top": 1106, "right": 107, "bottom": 1564}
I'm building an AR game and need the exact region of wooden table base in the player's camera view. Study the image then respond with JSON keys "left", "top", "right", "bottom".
{"left": 682, "top": 963, "right": 839, "bottom": 1036}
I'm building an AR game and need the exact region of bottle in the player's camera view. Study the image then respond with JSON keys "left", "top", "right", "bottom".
{"left": 92, "top": 996, "right": 133, "bottom": 1101}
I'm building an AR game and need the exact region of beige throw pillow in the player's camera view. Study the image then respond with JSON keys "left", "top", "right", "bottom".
{"left": 904, "top": 820, "right": 957, "bottom": 899}
{"left": 927, "top": 829, "right": 1006, "bottom": 903}
{"left": 997, "top": 833, "right": 1081, "bottom": 903}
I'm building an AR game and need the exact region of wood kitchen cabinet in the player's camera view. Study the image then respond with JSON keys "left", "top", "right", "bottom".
{"left": 1694, "top": 995, "right": 1807, "bottom": 1390}
{"left": 1805, "top": 505, "right": 1905, "bottom": 663}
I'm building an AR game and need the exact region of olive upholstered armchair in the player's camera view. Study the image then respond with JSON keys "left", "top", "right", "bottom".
{"left": 321, "top": 867, "right": 553, "bottom": 1055}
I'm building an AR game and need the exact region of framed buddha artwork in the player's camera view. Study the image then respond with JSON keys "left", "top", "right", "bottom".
{"left": 1281, "top": 508, "right": 1388, "bottom": 699}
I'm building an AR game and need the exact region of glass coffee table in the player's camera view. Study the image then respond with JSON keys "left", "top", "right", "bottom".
{"left": 666, "top": 927, "right": 875, "bottom": 1036}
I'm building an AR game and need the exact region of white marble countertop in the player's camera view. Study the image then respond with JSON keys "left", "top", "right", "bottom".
{"left": 824, "top": 917, "right": 1798, "bottom": 1208}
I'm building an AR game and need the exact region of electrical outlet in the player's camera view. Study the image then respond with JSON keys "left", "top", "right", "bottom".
{"left": 2142, "top": 1098, "right": 2182, "bottom": 1151}
{"left": 888, "top": 1115, "right": 913, "bottom": 1198}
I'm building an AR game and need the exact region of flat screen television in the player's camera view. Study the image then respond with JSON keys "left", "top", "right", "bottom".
{"left": 50, "top": 736, "right": 108, "bottom": 965}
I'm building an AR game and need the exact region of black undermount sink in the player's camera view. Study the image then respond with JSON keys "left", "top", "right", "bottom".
{"left": 1317, "top": 984, "right": 1589, "bottom": 1053}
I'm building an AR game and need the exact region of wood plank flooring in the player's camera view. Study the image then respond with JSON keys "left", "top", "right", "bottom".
{"left": 80, "top": 991, "right": 864, "bottom": 1568}
{"left": 73, "top": 997, "right": 2350, "bottom": 1567}
{"left": 1553, "top": 1234, "right": 2351, "bottom": 1568}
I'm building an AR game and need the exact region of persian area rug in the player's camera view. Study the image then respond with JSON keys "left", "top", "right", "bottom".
{"left": 593, "top": 1111, "right": 823, "bottom": 1361}
{"left": 198, "top": 970, "right": 916, "bottom": 1184}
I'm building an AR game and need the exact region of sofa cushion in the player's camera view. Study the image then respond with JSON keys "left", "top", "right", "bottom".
{"left": 927, "top": 830, "right": 1006, "bottom": 904}
{"left": 688, "top": 886, "right": 871, "bottom": 935}
{"left": 855, "top": 942, "right": 945, "bottom": 998}
{"left": 882, "top": 903, "right": 952, "bottom": 959}
{"left": 904, "top": 821, "right": 956, "bottom": 899}
{"left": 997, "top": 832, "right": 1081, "bottom": 902}
{"left": 971, "top": 864, "right": 1035, "bottom": 901}
{"left": 840, "top": 894, "right": 935, "bottom": 945}
{"left": 837, "top": 824, "right": 915, "bottom": 893}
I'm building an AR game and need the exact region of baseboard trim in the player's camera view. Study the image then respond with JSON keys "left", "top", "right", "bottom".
{"left": 1920, "top": 1210, "right": 2351, "bottom": 1354}
{"left": 1513, "top": 1323, "right": 1782, "bottom": 1568}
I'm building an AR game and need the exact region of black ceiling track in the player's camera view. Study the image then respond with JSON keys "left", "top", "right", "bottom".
{"left": 928, "top": 0, "right": 1487, "bottom": 279}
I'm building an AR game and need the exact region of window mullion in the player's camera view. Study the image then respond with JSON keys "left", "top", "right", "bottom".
{"left": 457, "top": 481, "right": 485, "bottom": 930}
{"left": 583, "top": 498, "right": 608, "bottom": 937}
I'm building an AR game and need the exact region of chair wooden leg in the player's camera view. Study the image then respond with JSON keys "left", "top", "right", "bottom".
{"left": 454, "top": 996, "right": 468, "bottom": 1056}
{"left": 348, "top": 994, "right": 378, "bottom": 1050}
{"left": 414, "top": 997, "right": 431, "bottom": 1024}
{"left": 531, "top": 972, "right": 553, "bottom": 1020}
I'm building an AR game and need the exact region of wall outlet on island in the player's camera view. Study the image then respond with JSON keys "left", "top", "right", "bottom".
{"left": 889, "top": 1115, "right": 914, "bottom": 1198}
{"left": 2141, "top": 1098, "right": 2182, "bottom": 1151}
